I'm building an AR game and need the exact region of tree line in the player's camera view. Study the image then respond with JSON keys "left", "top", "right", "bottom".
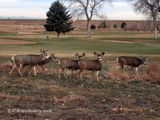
{"left": 44, "top": 0, "right": 160, "bottom": 39}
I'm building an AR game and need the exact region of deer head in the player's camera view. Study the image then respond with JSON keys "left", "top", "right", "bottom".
{"left": 50, "top": 53, "right": 58, "bottom": 62}
{"left": 93, "top": 51, "right": 105, "bottom": 61}
{"left": 75, "top": 53, "right": 85, "bottom": 60}
{"left": 40, "top": 49, "right": 49, "bottom": 59}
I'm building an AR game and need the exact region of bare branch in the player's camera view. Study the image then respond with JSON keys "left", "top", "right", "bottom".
{"left": 61, "top": 0, "right": 112, "bottom": 38}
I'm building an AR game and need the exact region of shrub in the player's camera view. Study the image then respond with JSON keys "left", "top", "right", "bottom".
{"left": 114, "top": 24, "right": 118, "bottom": 28}
{"left": 121, "top": 22, "right": 127, "bottom": 31}
{"left": 91, "top": 24, "right": 96, "bottom": 30}
{"left": 98, "top": 21, "right": 107, "bottom": 29}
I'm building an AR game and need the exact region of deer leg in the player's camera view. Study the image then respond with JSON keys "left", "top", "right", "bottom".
{"left": 28, "top": 66, "right": 33, "bottom": 75}
{"left": 41, "top": 65, "right": 45, "bottom": 71}
{"left": 70, "top": 69, "right": 73, "bottom": 79}
{"left": 58, "top": 68, "right": 61, "bottom": 80}
{"left": 17, "top": 64, "right": 23, "bottom": 77}
{"left": 33, "top": 66, "right": 37, "bottom": 76}
{"left": 79, "top": 70, "right": 83, "bottom": 81}
{"left": 76, "top": 70, "right": 79, "bottom": 80}
{"left": 131, "top": 66, "right": 134, "bottom": 73}
{"left": 21, "top": 65, "right": 25, "bottom": 74}
{"left": 77, "top": 70, "right": 80, "bottom": 80}
{"left": 96, "top": 71, "right": 99, "bottom": 81}
{"left": 62, "top": 68, "right": 67, "bottom": 79}
{"left": 121, "top": 65, "right": 124, "bottom": 73}
{"left": 9, "top": 64, "right": 16, "bottom": 76}
{"left": 131, "top": 66, "right": 133, "bottom": 71}
{"left": 92, "top": 71, "right": 95, "bottom": 80}
{"left": 135, "top": 67, "right": 139, "bottom": 75}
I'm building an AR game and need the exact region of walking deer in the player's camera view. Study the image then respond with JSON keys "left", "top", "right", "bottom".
{"left": 117, "top": 56, "right": 147, "bottom": 74}
{"left": 78, "top": 51, "right": 105, "bottom": 81}
{"left": 58, "top": 53, "right": 85, "bottom": 79}
{"left": 28, "top": 53, "right": 57, "bottom": 75}
{"left": 36, "top": 53, "right": 58, "bottom": 71}
{"left": 10, "top": 49, "right": 50, "bottom": 77}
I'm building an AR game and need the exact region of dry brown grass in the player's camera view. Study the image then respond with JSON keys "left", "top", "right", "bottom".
{"left": 104, "top": 65, "right": 138, "bottom": 81}
{"left": 0, "top": 62, "right": 14, "bottom": 73}
{"left": 142, "top": 62, "right": 160, "bottom": 83}
{"left": 104, "top": 62, "right": 160, "bottom": 83}
{"left": 0, "top": 39, "right": 37, "bottom": 44}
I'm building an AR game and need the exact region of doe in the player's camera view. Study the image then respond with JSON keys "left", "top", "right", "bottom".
{"left": 78, "top": 51, "right": 105, "bottom": 81}
{"left": 117, "top": 56, "right": 147, "bottom": 74}
{"left": 58, "top": 53, "right": 85, "bottom": 79}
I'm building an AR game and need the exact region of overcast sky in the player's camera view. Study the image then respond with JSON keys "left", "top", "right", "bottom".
{"left": 0, "top": 0, "right": 145, "bottom": 20}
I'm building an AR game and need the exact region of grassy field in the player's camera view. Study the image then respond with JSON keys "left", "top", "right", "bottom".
{"left": 0, "top": 30, "right": 160, "bottom": 119}
{"left": 0, "top": 30, "right": 160, "bottom": 56}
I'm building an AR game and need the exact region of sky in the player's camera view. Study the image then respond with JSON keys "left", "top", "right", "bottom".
{"left": 0, "top": 0, "right": 145, "bottom": 20}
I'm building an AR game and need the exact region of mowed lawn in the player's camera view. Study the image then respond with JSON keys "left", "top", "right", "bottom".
{"left": 0, "top": 30, "right": 160, "bottom": 120}
{"left": 0, "top": 30, "right": 160, "bottom": 56}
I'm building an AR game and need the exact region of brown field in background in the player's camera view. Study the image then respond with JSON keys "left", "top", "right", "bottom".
{"left": 0, "top": 39, "right": 37, "bottom": 44}
{"left": 0, "top": 19, "right": 149, "bottom": 32}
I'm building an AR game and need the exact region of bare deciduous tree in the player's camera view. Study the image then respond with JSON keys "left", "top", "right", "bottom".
{"left": 129, "top": 0, "right": 160, "bottom": 39}
{"left": 63, "top": 0, "right": 112, "bottom": 38}
{"left": 141, "top": 20, "right": 153, "bottom": 33}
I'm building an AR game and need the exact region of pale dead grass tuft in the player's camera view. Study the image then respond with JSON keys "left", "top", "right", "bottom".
{"left": 53, "top": 94, "right": 87, "bottom": 107}
{"left": 112, "top": 107, "right": 147, "bottom": 113}
{"left": 0, "top": 62, "right": 14, "bottom": 73}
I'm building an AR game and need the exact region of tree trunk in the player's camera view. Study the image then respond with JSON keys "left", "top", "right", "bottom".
{"left": 154, "top": 26, "right": 157, "bottom": 39}
{"left": 153, "top": 18, "right": 157, "bottom": 39}
{"left": 87, "top": 20, "right": 91, "bottom": 38}
{"left": 57, "top": 33, "right": 60, "bottom": 39}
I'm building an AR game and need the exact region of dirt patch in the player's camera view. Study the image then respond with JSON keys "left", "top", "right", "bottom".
{"left": 0, "top": 39, "right": 37, "bottom": 44}
{"left": 102, "top": 40, "right": 135, "bottom": 44}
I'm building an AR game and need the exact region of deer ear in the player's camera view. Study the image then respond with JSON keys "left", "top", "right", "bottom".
{"left": 145, "top": 57, "right": 150, "bottom": 61}
{"left": 93, "top": 51, "right": 97, "bottom": 55}
{"left": 82, "top": 53, "right": 85, "bottom": 56}
{"left": 75, "top": 53, "right": 79, "bottom": 56}
{"left": 101, "top": 52, "right": 105, "bottom": 55}
{"left": 40, "top": 49, "right": 43, "bottom": 53}
{"left": 139, "top": 57, "right": 143, "bottom": 60}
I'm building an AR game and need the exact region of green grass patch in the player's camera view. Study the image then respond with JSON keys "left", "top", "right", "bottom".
{"left": 0, "top": 37, "right": 160, "bottom": 56}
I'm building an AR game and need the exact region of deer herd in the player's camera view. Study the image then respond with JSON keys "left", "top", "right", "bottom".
{"left": 9, "top": 49, "right": 148, "bottom": 81}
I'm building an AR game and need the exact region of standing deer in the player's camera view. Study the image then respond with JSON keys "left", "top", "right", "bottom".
{"left": 117, "top": 56, "right": 147, "bottom": 73}
{"left": 10, "top": 49, "right": 49, "bottom": 77}
{"left": 58, "top": 53, "right": 85, "bottom": 79}
{"left": 78, "top": 51, "right": 105, "bottom": 81}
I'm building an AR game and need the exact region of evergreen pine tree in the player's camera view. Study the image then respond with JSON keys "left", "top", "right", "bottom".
{"left": 44, "top": 1, "right": 74, "bottom": 38}
{"left": 91, "top": 24, "right": 96, "bottom": 30}
{"left": 121, "top": 22, "right": 127, "bottom": 31}
{"left": 103, "top": 21, "right": 107, "bottom": 28}
{"left": 114, "top": 24, "right": 117, "bottom": 28}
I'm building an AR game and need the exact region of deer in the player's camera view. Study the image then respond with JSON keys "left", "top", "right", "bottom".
{"left": 28, "top": 53, "right": 58, "bottom": 75}
{"left": 58, "top": 53, "right": 85, "bottom": 80}
{"left": 35, "top": 53, "right": 58, "bottom": 71}
{"left": 78, "top": 51, "right": 105, "bottom": 81}
{"left": 117, "top": 56, "right": 148, "bottom": 74}
{"left": 9, "top": 49, "right": 50, "bottom": 77}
